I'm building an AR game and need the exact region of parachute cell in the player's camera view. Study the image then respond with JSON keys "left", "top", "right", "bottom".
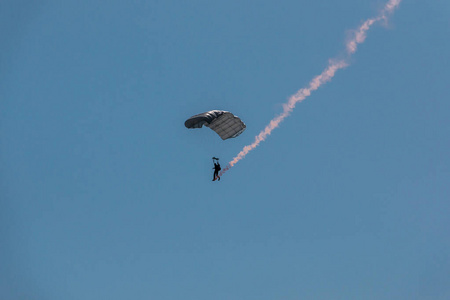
{"left": 184, "top": 110, "right": 246, "bottom": 140}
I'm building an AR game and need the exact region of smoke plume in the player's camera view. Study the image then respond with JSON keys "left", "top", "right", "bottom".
{"left": 220, "top": 0, "right": 401, "bottom": 176}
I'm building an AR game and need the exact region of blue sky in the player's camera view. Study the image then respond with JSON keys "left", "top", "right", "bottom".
{"left": 1, "top": 1, "right": 449, "bottom": 299}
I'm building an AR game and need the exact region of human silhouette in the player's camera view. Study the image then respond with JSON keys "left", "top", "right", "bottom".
{"left": 212, "top": 158, "right": 221, "bottom": 181}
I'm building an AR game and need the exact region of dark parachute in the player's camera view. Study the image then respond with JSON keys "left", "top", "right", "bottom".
{"left": 185, "top": 110, "right": 246, "bottom": 140}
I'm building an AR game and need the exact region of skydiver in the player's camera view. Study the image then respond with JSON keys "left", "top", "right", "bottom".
{"left": 212, "top": 158, "right": 221, "bottom": 181}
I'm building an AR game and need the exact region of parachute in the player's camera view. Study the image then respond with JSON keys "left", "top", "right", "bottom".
{"left": 185, "top": 110, "right": 246, "bottom": 140}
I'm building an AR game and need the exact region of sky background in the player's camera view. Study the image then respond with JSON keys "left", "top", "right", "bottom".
{"left": 1, "top": 0, "right": 449, "bottom": 299}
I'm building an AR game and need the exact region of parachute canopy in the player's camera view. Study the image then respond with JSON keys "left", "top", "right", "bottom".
{"left": 185, "top": 110, "right": 246, "bottom": 140}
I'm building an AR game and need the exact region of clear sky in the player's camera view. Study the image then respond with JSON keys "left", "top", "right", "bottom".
{"left": 1, "top": 1, "right": 449, "bottom": 299}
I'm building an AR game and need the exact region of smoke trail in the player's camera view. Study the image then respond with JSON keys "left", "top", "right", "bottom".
{"left": 220, "top": 0, "right": 401, "bottom": 176}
